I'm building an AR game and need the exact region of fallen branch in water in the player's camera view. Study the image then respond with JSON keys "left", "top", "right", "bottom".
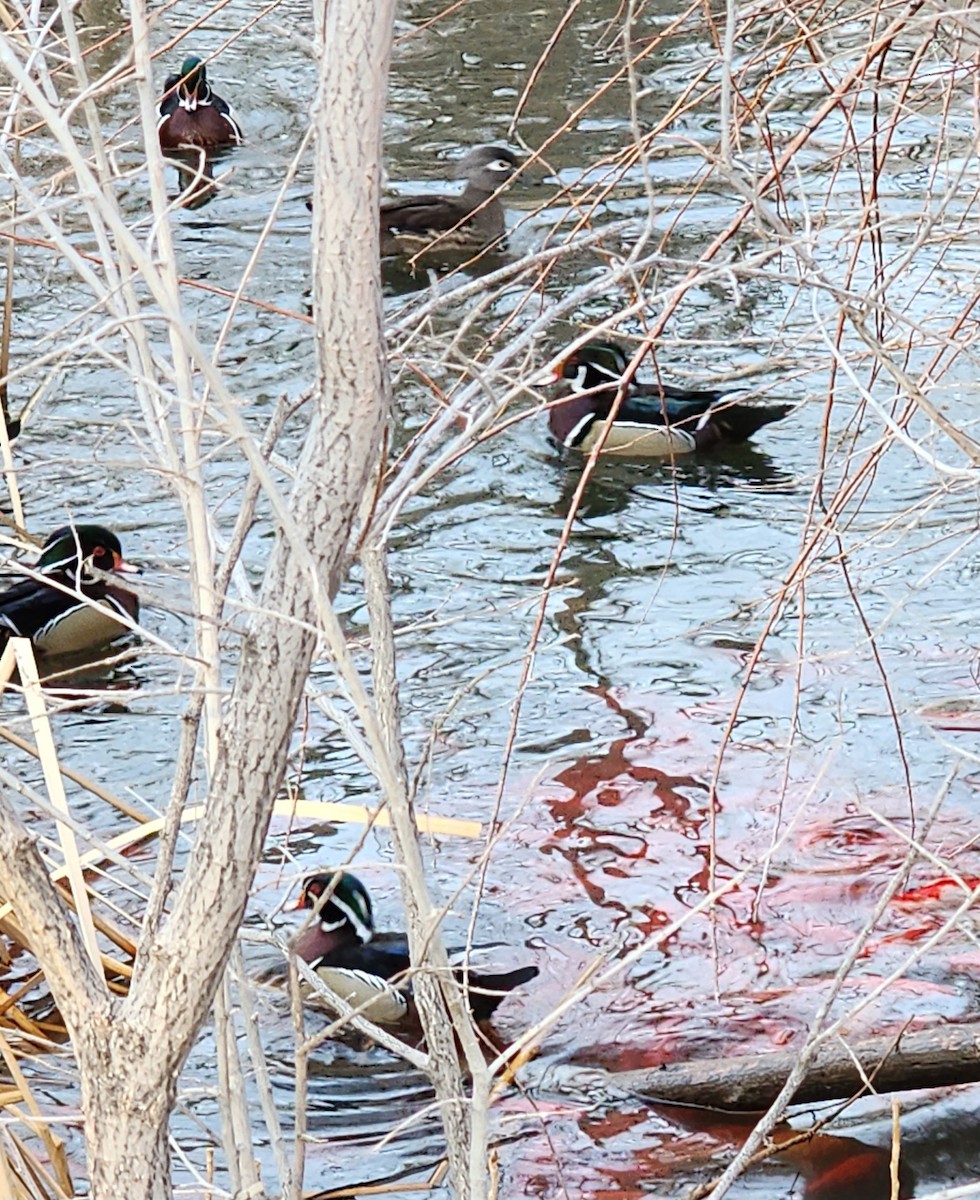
{"left": 612, "top": 1022, "right": 980, "bottom": 1111}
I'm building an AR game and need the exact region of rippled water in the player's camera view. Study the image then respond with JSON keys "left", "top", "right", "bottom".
{"left": 6, "top": 0, "right": 980, "bottom": 1195}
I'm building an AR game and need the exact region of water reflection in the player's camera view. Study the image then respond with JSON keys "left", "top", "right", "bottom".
{"left": 551, "top": 442, "right": 796, "bottom": 521}
{"left": 542, "top": 688, "right": 710, "bottom": 947}
{"left": 553, "top": 460, "right": 730, "bottom": 524}
{"left": 161, "top": 144, "right": 245, "bottom": 210}
{"left": 11, "top": 0, "right": 980, "bottom": 1192}
{"left": 383, "top": 249, "right": 512, "bottom": 296}
{"left": 510, "top": 1094, "right": 917, "bottom": 1199}
{"left": 790, "top": 1133, "right": 915, "bottom": 1199}
{"left": 164, "top": 150, "right": 220, "bottom": 209}
{"left": 656, "top": 1104, "right": 916, "bottom": 1200}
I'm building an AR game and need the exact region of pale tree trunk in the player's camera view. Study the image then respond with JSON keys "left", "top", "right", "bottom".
{"left": 75, "top": 1021, "right": 175, "bottom": 1197}
{"left": 0, "top": 0, "right": 393, "bottom": 1196}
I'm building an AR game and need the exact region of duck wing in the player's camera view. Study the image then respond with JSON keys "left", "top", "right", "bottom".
{"left": 0, "top": 576, "right": 91, "bottom": 640}
{"left": 317, "top": 935, "right": 537, "bottom": 1001}
{"left": 625, "top": 379, "right": 796, "bottom": 443}
{"left": 611, "top": 383, "right": 727, "bottom": 429}
{"left": 307, "top": 934, "right": 412, "bottom": 1024}
{"left": 209, "top": 93, "right": 244, "bottom": 143}
{"left": 380, "top": 193, "right": 472, "bottom": 238}
{"left": 344, "top": 935, "right": 411, "bottom": 979}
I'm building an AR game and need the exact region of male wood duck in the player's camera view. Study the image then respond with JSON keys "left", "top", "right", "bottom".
{"left": 293, "top": 870, "right": 538, "bottom": 1025}
{"left": 380, "top": 145, "right": 520, "bottom": 257}
{"left": 0, "top": 525, "right": 140, "bottom": 656}
{"left": 157, "top": 56, "right": 243, "bottom": 152}
{"left": 545, "top": 340, "right": 794, "bottom": 457}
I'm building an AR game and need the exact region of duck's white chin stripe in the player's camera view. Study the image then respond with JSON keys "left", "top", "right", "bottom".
{"left": 568, "top": 364, "right": 590, "bottom": 392}
{"left": 317, "top": 916, "right": 347, "bottom": 934}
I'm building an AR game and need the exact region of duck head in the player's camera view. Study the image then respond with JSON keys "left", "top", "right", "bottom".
{"left": 456, "top": 145, "right": 520, "bottom": 193}
{"left": 38, "top": 525, "right": 140, "bottom": 581}
{"left": 174, "top": 56, "right": 211, "bottom": 111}
{"left": 293, "top": 870, "right": 375, "bottom": 962}
{"left": 550, "top": 340, "right": 631, "bottom": 391}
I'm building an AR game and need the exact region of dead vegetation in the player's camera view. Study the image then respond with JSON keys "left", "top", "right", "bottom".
{"left": 0, "top": 0, "right": 979, "bottom": 1197}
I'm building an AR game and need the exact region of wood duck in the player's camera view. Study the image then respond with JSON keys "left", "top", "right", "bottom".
{"left": 545, "top": 340, "right": 794, "bottom": 457}
{"left": 293, "top": 870, "right": 538, "bottom": 1025}
{"left": 0, "top": 525, "right": 140, "bottom": 656}
{"left": 157, "top": 56, "right": 243, "bottom": 152}
{"left": 379, "top": 145, "right": 520, "bottom": 257}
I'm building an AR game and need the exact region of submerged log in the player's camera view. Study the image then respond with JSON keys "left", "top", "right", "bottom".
{"left": 612, "top": 1022, "right": 980, "bottom": 1111}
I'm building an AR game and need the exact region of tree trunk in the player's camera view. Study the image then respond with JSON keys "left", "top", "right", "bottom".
{"left": 75, "top": 1018, "right": 173, "bottom": 1200}
{"left": 0, "top": 0, "right": 393, "bottom": 1195}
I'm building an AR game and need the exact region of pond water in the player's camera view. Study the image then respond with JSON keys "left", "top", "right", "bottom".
{"left": 5, "top": 0, "right": 980, "bottom": 1196}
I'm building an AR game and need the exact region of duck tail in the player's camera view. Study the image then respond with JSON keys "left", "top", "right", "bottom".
{"left": 465, "top": 965, "right": 540, "bottom": 1021}
{"left": 709, "top": 401, "right": 794, "bottom": 443}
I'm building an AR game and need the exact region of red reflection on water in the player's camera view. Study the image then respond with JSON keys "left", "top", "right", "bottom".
{"left": 516, "top": 687, "right": 980, "bottom": 1194}
{"left": 895, "top": 875, "right": 980, "bottom": 904}
{"left": 663, "top": 1105, "right": 915, "bottom": 1200}
{"left": 541, "top": 688, "right": 713, "bottom": 943}
{"left": 508, "top": 1099, "right": 913, "bottom": 1200}
{"left": 781, "top": 1132, "right": 914, "bottom": 1200}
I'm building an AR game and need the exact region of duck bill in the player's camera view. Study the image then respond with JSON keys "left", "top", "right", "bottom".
{"left": 534, "top": 362, "right": 566, "bottom": 386}
{"left": 112, "top": 555, "right": 142, "bottom": 576}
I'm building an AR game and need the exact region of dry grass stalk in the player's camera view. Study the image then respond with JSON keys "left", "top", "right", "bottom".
{"left": 0, "top": 1029, "right": 71, "bottom": 1197}
{"left": 0, "top": 980, "right": 55, "bottom": 1042}
{"left": 309, "top": 1159, "right": 448, "bottom": 1199}
{"left": 0, "top": 725, "right": 147, "bottom": 827}
{"left": 5, "top": 1126, "right": 73, "bottom": 1200}
{"left": 10, "top": 642, "right": 99, "bottom": 974}
{"left": 2, "top": 0, "right": 979, "bottom": 1193}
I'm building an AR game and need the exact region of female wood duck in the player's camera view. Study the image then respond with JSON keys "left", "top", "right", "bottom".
{"left": 157, "top": 56, "right": 243, "bottom": 152}
{"left": 545, "top": 340, "right": 793, "bottom": 457}
{"left": 0, "top": 525, "right": 140, "bottom": 656}
{"left": 293, "top": 870, "right": 538, "bottom": 1025}
{"left": 380, "top": 145, "right": 520, "bottom": 257}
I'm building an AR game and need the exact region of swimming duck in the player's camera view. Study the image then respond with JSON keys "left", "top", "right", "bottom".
{"left": 380, "top": 145, "right": 520, "bottom": 257}
{"left": 157, "top": 55, "right": 243, "bottom": 152}
{"left": 0, "top": 525, "right": 140, "bottom": 656}
{"left": 293, "top": 870, "right": 539, "bottom": 1025}
{"left": 546, "top": 340, "right": 793, "bottom": 456}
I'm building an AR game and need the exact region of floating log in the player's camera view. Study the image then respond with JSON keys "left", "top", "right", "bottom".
{"left": 612, "top": 1023, "right": 980, "bottom": 1111}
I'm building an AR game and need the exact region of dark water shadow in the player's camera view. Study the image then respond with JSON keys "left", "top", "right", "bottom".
{"left": 550, "top": 441, "right": 796, "bottom": 523}
{"left": 29, "top": 643, "right": 144, "bottom": 702}
{"left": 163, "top": 144, "right": 240, "bottom": 210}
{"left": 651, "top": 1103, "right": 915, "bottom": 1199}
{"left": 382, "top": 248, "right": 512, "bottom": 296}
